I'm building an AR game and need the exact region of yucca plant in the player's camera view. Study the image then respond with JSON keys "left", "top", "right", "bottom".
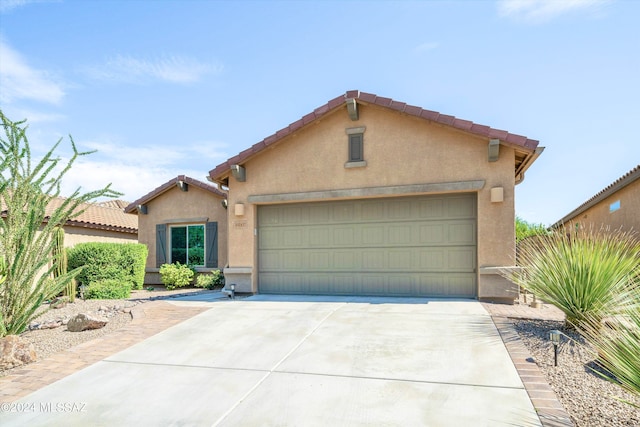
{"left": 578, "top": 287, "right": 640, "bottom": 407}
{"left": 505, "top": 227, "right": 640, "bottom": 329}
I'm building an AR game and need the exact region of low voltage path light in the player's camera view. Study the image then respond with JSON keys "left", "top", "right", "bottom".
{"left": 230, "top": 284, "right": 235, "bottom": 300}
{"left": 549, "top": 330, "right": 562, "bottom": 367}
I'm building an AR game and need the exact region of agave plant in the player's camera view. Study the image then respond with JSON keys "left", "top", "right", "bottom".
{"left": 506, "top": 227, "right": 640, "bottom": 329}
{"left": 578, "top": 287, "right": 640, "bottom": 407}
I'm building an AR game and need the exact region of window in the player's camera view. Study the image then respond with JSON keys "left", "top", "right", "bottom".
{"left": 609, "top": 200, "right": 621, "bottom": 213}
{"left": 156, "top": 222, "right": 218, "bottom": 268}
{"left": 345, "top": 126, "right": 366, "bottom": 167}
{"left": 349, "top": 133, "right": 363, "bottom": 162}
{"left": 171, "top": 225, "right": 205, "bottom": 266}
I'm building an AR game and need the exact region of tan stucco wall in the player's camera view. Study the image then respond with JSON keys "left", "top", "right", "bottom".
{"left": 564, "top": 178, "right": 640, "bottom": 235}
{"left": 224, "top": 103, "right": 519, "bottom": 300}
{"left": 136, "top": 184, "right": 228, "bottom": 284}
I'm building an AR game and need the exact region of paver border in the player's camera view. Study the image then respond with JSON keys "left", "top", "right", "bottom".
{"left": 492, "top": 316, "right": 574, "bottom": 427}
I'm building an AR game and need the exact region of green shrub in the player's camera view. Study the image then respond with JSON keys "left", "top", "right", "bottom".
{"left": 84, "top": 279, "right": 131, "bottom": 299}
{"left": 120, "top": 244, "right": 148, "bottom": 290}
{"left": 195, "top": 270, "right": 224, "bottom": 290}
{"left": 68, "top": 242, "right": 148, "bottom": 289}
{"left": 505, "top": 227, "right": 640, "bottom": 328}
{"left": 159, "top": 262, "right": 195, "bottom": 290}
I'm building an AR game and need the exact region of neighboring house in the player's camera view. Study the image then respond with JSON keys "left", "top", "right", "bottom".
{"left": 209, "top": 90, "right": 544, "bottom": 303}
{"left": 46, "top": 197, "right": 138, "bottom": 247}
{"left": 552, "top": 164, "right": 640, "bottom": 234}
{"left": 125, "top": 175, "right": 228, "bottom": 285}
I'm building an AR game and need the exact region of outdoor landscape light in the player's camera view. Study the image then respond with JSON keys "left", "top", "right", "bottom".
{"left": 549, "top": 330, "right": 561, "bottom": 367}
{"left": 230, "top": 284, "right": 236, "bottom": 300}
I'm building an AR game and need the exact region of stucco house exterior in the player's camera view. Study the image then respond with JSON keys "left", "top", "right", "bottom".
{"left": 209, "top": 90, "right": 544, "bottom": 303}
{"left": 125, "top": 175, "right": 228, "bottom": 285}
{"left": 552, "top": 164, "right": 640, "bottom": 235}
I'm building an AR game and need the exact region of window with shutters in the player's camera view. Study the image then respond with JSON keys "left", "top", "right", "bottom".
{"left": 156, "top": 222, "right": 218, "bottom": 268}
{"left": 345, "top": 126, "right": 366, "bottom": 168}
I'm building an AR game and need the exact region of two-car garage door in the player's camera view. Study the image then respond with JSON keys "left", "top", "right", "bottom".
{"left": 257, "top": 194, "right": 477, "bottom": 297}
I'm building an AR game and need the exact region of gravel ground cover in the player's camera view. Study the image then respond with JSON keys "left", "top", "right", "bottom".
{"left": 514, "top": 319, "right": 640, "bottom": 427}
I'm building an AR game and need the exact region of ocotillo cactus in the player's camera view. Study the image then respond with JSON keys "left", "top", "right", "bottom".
{"left": 52, "top": 226, "right": 75, "bottom": 302}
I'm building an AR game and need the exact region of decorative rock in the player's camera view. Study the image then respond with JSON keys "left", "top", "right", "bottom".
{"left": 0, "top": 335, "right": 37, "bottom": 369}
{"left": 67, "top": 313, "right": 109, "bottom": 332}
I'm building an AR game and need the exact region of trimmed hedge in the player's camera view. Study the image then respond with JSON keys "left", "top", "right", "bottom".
{"left": 85, "top": 279, "right": 131, "bottom": 299}
{"left": 68, "top": 242, "right": 148, "bottom": 290}
{"left": 159, "top": 262, "right": 194, "bottom": 290}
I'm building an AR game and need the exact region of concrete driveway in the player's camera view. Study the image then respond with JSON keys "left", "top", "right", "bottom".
{"left": 2, "top": 295, "right": 541, "bottom": 426}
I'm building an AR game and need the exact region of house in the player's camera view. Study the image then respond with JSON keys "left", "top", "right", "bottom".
{"left": 47, "top": 197, "right": 138, "bottom": 247}
{"left": 125, "top": 175, "right": 228, "bottom": 285}
{"left": 552, "top": 164, "right": 640, "bottom": 235}
{"left": 208, "top": 90, "right": 544, "bottom": 303}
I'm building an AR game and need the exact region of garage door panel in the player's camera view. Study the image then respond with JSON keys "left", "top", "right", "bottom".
{"left": 258, "top": 194, "right": 477, "bottom": 297}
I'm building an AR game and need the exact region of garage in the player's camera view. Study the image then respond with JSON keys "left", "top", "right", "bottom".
{"left": 257, "top": 194, "right": 477, "bottom": 297}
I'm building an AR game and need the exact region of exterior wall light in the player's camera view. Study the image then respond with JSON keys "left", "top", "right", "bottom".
{"left": 549, "top": 330, "right": 562, "bottom": 366}
{"left": 137, "top": 204, "right": 148, "bottom": 215}
{"left": 490, "top": 187, "right": 504, "bottom": 203}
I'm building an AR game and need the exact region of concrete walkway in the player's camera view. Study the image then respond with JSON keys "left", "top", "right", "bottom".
{"left": 0, "top": 295, "right": 568, "bottom": 426}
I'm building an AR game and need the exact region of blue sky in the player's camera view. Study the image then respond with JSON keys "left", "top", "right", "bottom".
{"left": 0, "top": 0, "right": 638, "bottom": 226}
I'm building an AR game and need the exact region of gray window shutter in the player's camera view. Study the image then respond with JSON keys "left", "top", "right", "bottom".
{"left": 205, "top": 222, "right": 218, "bottom": 268}
{"left": 156, "top": 224, "right": 167, "bottom": 267}
{"left": 349, "top": 134, "right": 363, "bottom": 161}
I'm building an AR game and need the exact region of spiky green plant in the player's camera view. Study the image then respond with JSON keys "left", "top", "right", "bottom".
{"left": 52, "top": 226, "right": 75, "bottom": 302}
{"left": 505, "top": 227, "right": 640, "bottom": 328}
{"left": 0, "top": 111, "right": 120, "bottom": 336}
{"left": 578, "top": 288, "right": 640, "bottom": 407}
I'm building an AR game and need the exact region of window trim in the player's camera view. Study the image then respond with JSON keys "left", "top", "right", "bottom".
{"left": 345, "top": 126, "right": 366, "bottom": 167}
{"left": 169, "top": 223, "right": 206, "bottom": 267}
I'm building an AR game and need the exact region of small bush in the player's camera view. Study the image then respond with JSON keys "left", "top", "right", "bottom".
{"left": 84, "top": 279, "right": 131, "bottom": 299}
{"left": 195, "top": 270, "right": 224, "bottom": 290}
{"left": 68, "top": 242, "right": 148, "bottom": 289}
{"left": 159, "top": 263, "right": 195, "bottom": 290}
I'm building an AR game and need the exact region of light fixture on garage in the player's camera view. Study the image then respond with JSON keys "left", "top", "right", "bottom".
{"left": 221, "top": 199, "right": 228, "bottom": 209}
{"left": 136, "top": 204, "right": 148, "bottom": 215}
{"left": 490, "top": 187, "right": 504, "bottom": 203}
{"left": 549, "top": 330, "right": 562, "bottom": 367}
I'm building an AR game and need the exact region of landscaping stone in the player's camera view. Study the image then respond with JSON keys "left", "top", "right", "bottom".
{"left": 0, "top": 335, "right": 37, "bottom": 369}
{"left": 67, "top": 313, "right": 109, "bottom": 332}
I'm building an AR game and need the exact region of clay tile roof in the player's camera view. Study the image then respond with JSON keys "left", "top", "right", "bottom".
{"left": 209, "top": 90, "right": 540, "bottom": 182}
{"left": 43, "top": 197, "right": 138, "bottom": 234}
{"left": 553, "top": 164, "right": 640, "bottom": 228}
{"left": 124, "top": 175, "right": 226, "bottom": 214}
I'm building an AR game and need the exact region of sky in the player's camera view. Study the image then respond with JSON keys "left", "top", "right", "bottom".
{"left": 0, "top": 0, "right": 638, "bottom": 226}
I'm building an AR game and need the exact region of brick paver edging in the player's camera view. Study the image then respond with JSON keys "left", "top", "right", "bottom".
{"left": 0, "top": 301, "right": 208, "bottom": 403}
{"left": 492, "top": 316, "right": 574, "bottom": 427}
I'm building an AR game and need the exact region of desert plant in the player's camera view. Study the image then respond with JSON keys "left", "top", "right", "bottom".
{"left": 159, "top": 262, "right": 195, "bottom": 290}
{"left": 578, "top": 288, "right": 640, "bottom": 407}
{"left": 84, "top": 279, "right": 132, "bottom": 299}
{"left": 195, "top": 270, "right": 224, "bottom": 290}
{"left": 0, "top": 111, "right": 120, "bottom": 336}
{"left": 51, "top": 226, "right": 76, "bottom": 302}
{"left": 505, "top": 227, "right": 640, "bottom": 329}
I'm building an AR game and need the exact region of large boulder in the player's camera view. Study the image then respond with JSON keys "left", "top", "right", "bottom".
{"left": 67, "top": 313, "right": 108, "bottom": 332}
{"left": 0, "top": 335, "right": 37, "bottom": 370}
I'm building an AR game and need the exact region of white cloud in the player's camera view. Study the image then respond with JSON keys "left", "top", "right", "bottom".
{"left": 0, "top": 39, "right": 65, "bottom": 104}
{"left": 497, "top": 0, "right": 611, "bottom": 23}
{"left": 51, "top": 138, "right": 230, "bottom": 202}
{"left": 414, "top": 42, "right": 440, "bottom": 53}
{"left": 82, "top": 54, "right": 223, "bottom": 84}
{"left": 0, "top": 0, "right": 31, "bottom": 13}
